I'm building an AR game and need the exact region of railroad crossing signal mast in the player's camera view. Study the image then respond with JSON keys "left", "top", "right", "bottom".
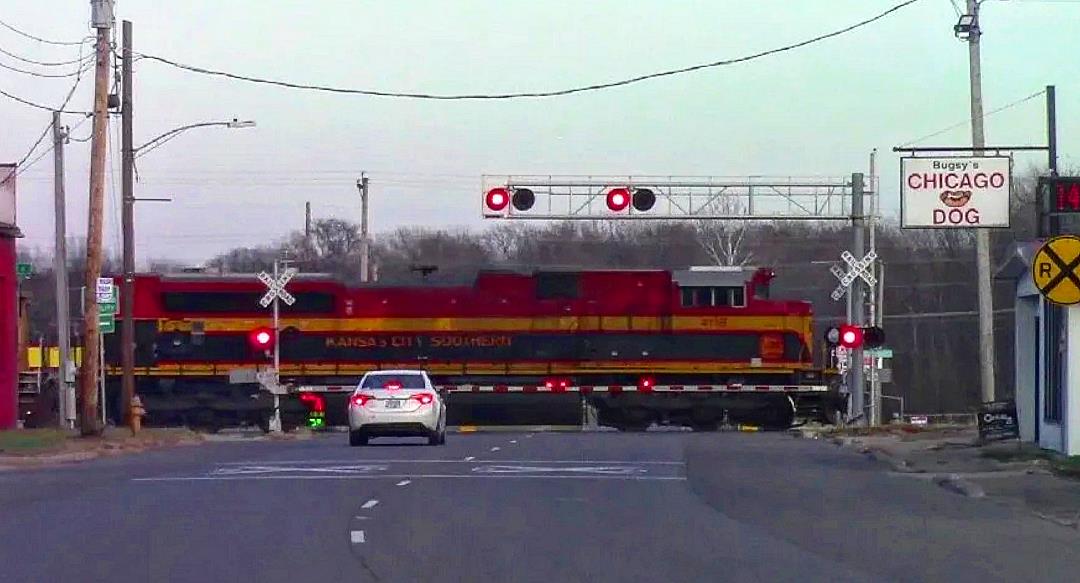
{"left": 481, "top": 174, "right": 873, "bottom": 425}
{"left": 257, "top": 261, "right": 297, "bottom": 432}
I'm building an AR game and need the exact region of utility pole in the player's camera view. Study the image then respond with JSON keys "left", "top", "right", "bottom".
{"left": 965, "top": 0, "right": 996, "bottom": 404}
{"left": 80, "top": 0, "right": 113, "bottom": 436}
{"left": 867, "top": 150, "right": 881, "bottom": 427}
{"left": 357, "top": 174, "right": 370, "bottom": 282}
{"left": 850, "top": 173, "right": 866, "bottom": 424}
{"left": 52, "top": 112, "right": 74, "bottom": 429}
{"left": 120, "top": 19, "right": 136, "bottom": 427}
{"left": 304, "top": 201, "right": 311, "bottom": 240}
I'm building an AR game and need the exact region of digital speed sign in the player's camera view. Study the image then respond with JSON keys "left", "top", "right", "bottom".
{"left": 1046, "top": 177, "right": 1080, "bottom": 213}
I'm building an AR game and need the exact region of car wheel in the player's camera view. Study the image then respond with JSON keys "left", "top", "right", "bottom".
{"left": 349, "top": 430, "right": 368, "bottom": 447}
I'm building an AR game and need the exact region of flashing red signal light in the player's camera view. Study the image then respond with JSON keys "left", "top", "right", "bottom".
{"left": 248, "top": 327, "right": 275, "bottom": 352}
{"left": 838, "top": 324, "right": 863, "bottom": 349}
{"left": 638, "top": 376, "right": 656, "bottom": 391}
{"left": 607, "top": 187, "right": 631, "bottom": 212}
{"left": 485, "top": 187, "right": 510, "bottom": 212}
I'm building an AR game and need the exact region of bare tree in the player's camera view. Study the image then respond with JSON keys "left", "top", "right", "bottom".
{"left": 694, "top": 195, "right": 754, "bottom": 266}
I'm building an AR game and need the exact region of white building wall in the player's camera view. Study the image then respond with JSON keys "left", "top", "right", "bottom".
{"left": 1065, "top": 304, "right": 1080, "bottom": 455}
{"left": 1014, "top": 296, "right": 1038, "bottom": 443}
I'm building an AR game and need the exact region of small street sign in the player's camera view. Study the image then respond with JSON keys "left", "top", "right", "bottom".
{"left": 1032, "top": 235, "right": 1080, "bottom": 306}
{"left": 97, "top": 284, "right": 118, "bottom": 335}
{"left": 16, "top": 262, "right": 32, "bottom": 279}
{"left": 865, "top": 347, "right": 893, "bottom": 358}
{"left": 96, "top": 277, "right": 115, "bottom": 303}
{"left": 258, "top": 268, "right": 298, "bottom": 308}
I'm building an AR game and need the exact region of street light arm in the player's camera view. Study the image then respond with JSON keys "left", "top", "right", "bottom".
{"left": 133, "top": 119, "right": 256, "bottom": 158}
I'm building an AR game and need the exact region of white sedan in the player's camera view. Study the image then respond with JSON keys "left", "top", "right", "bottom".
{"left": 348, "top": 370, "right": 447, "bottom": 446}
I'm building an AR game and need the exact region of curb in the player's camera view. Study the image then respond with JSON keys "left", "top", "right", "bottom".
{"left": 1032, "top": 511, "right": 1080, "bottom": 529}
{"left": 0, "top": 450, "right": 101, "bottom": 467}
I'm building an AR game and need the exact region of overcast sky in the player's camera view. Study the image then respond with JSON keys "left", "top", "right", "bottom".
{"left": 3, "top": 0, "right": 1078, "bottom": 266}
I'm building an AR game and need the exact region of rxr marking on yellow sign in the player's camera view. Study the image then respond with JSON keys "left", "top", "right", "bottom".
{"left": 1032, "top": 235, "right": 1080, "bottom": 306}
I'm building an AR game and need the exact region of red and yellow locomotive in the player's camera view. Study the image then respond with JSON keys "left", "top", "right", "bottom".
{"left": 103, "top": 266, "right": 843, "bottom": 431}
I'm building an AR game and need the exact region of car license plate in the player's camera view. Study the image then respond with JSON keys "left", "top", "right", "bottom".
{"left": 384, "top": 399, "right": 402, "bottom": 409}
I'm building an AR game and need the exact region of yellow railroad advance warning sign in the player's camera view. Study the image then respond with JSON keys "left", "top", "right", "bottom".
{"left": 1032, "top": 235, "right": 1080, "bottom": 305}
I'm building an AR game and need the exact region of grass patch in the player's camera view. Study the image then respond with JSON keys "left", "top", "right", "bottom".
{"left": 979, "top": 446, "right": 1056, "bottom": 463}
{"left": 1051, "top": 456, "right": 1080, "bottom": 479}
{"left": 0, "top": 429, "right": 72, "bottom": 454}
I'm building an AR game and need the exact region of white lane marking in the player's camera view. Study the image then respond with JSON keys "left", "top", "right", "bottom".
{"left": 490, "top": 447, "right": 501, "bottom": 452}
{"left": 473, "top": 465, "right": 648, "bottom": 475}
{"left": 396, "top": 479, "right": 411, "bottom": 486}
{"left": 353, "top": 516, "right": 371, "bottom": 520}
{"left": 351, "top": 530, "right": 366, "bottom": 544}
{"left": 464, "top": 456, "right": 475, "bottom": 462}
{"left": 510, "top": 440, "right": 518, "bottom": 444}
{"left": 212, "top": 464, "right": 388, "bottom": 476}
{"left": 215, "top": 459, "right": 683, "bottom": 465}
{"left": 134, "top": 474, "right": 687, "bottom": 482}
{"left": 361, "top": 499, "right": 379, "bottom": 509}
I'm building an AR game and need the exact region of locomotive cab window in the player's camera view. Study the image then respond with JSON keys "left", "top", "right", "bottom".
{"left": 536, "top": 272, "right": 580, "bottom": 300}
{"left": 162, "top": 291, "right": 336, "bottom": 314}
{"left": 680, "top": 286, "right": 746, "bottom": 308}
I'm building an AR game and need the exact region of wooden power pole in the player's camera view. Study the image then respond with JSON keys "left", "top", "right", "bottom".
{"left": 80, "top": 0, "right": 113, "bottom": 436}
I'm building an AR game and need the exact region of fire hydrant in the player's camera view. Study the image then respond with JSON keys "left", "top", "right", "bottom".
{"left": 128, "top": 395, "right": 147, "bottom": 435}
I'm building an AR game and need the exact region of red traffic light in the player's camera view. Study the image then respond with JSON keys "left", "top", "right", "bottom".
{"left": 248, "top": 327, "right": 275, "bottom": 351}
{"left": 607, "top": 187, "right": 631, "bottom": 212}
{"left": 485, "top": 187, "right": 510, "bottom": 212}
{"left": 838, "top": 324, "right": 862, "bottom": 349}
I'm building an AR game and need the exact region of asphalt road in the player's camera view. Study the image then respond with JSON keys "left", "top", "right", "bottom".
{"left": 2, "top": 430, "right": 1078, "bottom": 583}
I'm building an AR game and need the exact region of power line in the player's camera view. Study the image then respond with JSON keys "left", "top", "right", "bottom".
{"left": 0, "top": 45, "right": 93, "bottom": 67}
{"left": 2, "top": 113, "right": 93, "bottom": 184}
{"left": 902, "top": 90, "right": 1045, "bottom": 147}
{"left": 135, "top": 0, "right": 925, "bottom": 100}
{"left": 0, "top": 57, "right": 93, "bottom": 78}
{"left": 0, "top": 86, "right": 89, "bottom": 114}
{"left": 0, "top": 17, "right": 90, "bottom": 46}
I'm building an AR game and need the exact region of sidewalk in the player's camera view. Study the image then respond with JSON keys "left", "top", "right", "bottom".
{"left": 795, "top": 424, "right": 1080, "bottom": 529}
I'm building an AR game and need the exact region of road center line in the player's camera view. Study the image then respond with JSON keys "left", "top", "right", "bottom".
{"left": 351, "top": 530, "right": 366, "bottom": 544}
{"left": 361, "top": 499, "right": 379, "bottom": 509}
{"left": 490, "top": 447, "right": 501, "bottom": 452}
{"left": 396, "top": 479, "right": 411, "bottom": 486}
{"left": 134, "top": 474, "right": 687, "bottom": 482}
{"left": 213, "top": 459, "right": 685, "bottom": 466}
{"left": 510, "top": 440, "right": 518, "bottom": 444}
{"left": 464, "top": 456, "right": 475, "bottom": 461}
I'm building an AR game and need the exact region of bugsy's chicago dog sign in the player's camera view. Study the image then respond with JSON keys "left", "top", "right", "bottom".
{"left": 901, "top": 156, "right": 1011, "bottom": 228}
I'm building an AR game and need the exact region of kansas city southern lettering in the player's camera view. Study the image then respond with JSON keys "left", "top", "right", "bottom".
{"left": 430, "top": 335, "right": 512, "bottom": 348}
{"left": 325, "top": 334, "right": 512, "bottom": 349}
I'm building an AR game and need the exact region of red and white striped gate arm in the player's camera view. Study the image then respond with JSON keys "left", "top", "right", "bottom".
{"left": 294, "top": 384, "right": 830, "bottom": 394}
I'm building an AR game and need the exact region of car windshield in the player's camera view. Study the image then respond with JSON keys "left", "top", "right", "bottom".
{"left": 360, "top": 373, "right": 427, "bottom": 390}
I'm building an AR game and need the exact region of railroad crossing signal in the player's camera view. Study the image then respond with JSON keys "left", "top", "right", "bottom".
{"left": 829, "top": 250, "right": 877, "bottom": 301}
{"left": 258, "top": 268, "right": 297, "bottom": 307}
{"left": 1032, "top": 235, "right": 1080, "bottom": 306}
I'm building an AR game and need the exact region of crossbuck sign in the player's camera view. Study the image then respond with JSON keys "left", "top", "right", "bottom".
{"left": 830, "top": 250, "right": 877, "bottom": 301}
{"left": 258, "top": 268, "right": 297, "bottom": 307}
